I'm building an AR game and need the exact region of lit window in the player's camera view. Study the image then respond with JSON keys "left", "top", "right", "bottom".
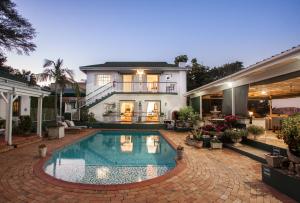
{"left": 95, "top": 75, "right": 111, "bottom": 86}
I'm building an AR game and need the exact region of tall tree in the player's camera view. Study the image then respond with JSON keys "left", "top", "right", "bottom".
{"left": 208, "top": 61, "right": 244, "bottom": 82}
{"left": 0, "top": 0, "right": 36, "bottom": 55}
{"left": 174, "top": 55, "right": 188, "bottom": 65}
{"left": 39, "top": 59, "right": 74, "bottom": 119}
{"left": 187, "top": 58, "right": 209, "bottom": 91}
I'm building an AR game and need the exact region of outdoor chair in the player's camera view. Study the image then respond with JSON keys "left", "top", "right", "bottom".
{"left": 65, "top": 120, "right": 87, "bottom": 129}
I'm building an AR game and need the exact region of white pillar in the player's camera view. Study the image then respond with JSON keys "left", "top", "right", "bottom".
{"left": 199, "top": 95, "right": 203, "bottom": 120}
{"left": 231, "top": 87, "right": 235, "bottom": 115}
{"left": 5, "top": 93, "right": 13, "bottom": 145}
{"left": 37, "top": 96, "right": 43, "bottom": 137}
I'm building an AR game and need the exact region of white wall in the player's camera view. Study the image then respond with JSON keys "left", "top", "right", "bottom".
{"left": 272, "top": 97, "right": 300, "bottom": 108}
{"left": 89, "top": 93, "right": 186, "bottom": 121}
{"left": 0, "top": 98, "right": 6, "bottom": 119}
{"left": 20, "top": 96, "right": 30, "bottom": 116}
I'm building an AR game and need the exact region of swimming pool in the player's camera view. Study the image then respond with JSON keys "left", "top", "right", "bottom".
{"left": 44, "top": 131, "right": 176, "bottom": 185}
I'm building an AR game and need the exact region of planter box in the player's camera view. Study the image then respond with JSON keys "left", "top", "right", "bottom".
{"left": 262, "top": 164, "right": 300, "bottom": 202}
{"left": 265, "top": 154, "right": 284, "bottom": 168}
{"left": 48, "top": 126, "right": 65, "bottom": 139}
{"left": 211, "top": 142, "right": 223, "bottom": 149}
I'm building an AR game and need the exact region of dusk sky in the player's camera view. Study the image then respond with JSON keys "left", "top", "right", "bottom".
{"left": 5, "top": 0, "right": 300, "bottom": 81}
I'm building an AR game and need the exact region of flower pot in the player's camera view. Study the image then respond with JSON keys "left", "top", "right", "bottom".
{"left": 194, "top": 140, "right": 203, "bottom": 148}
{"left": 176, "top": 121, "right": 184, "bottom": 128}
{"left": 211, "top": 142, "right": 223, "bottom": 149}
{"left": 265, "top": 154, "right": 284, "bottom": 168}
{"left": 177, "top": 149, "right": 184, "bottom": 160}
{"left": 39, "top": 147, "right": 47, "bottom": 158}
{"left": 287, "top": 149, "right": 300, "bottom": 164}
{"left": 232, "top": 137, "right": 242, "bottom": 147}
{"left": 186, "top": 138, "right": 196, "bottom": 146}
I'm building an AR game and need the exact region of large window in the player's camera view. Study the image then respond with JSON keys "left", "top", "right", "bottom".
{"left": 95, "top": 74, "right": 111, "bottom": 86}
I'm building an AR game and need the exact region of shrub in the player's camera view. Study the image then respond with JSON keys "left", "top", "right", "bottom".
{"left": 18, "top": 116, "right": 32, "bottom": 134}
{"left": 224, "top": 128, "right": 248, "bottom": 140}
{"left": 203, "top": 124, "right": 216, "bottom": 132}
{"left": 88, "top": 112, "right": 96, "bottom": 123}
{"left": 247, "top": 125, "right": 264, "bottom": 135}
{"left": 224, "top": 115, "right": 238, "bottom": 128}
{"left": 281, "top": 115, "right": 300, "bottom": 154}
{"left": 178, "top": 106, "right": 198, "bottom": 122}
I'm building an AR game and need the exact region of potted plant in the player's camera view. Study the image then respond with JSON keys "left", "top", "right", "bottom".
{"left": 281, "top": 115, "right": 300, "bottom": 163}
{"left": 193, "top": 131, "right": 204, "bottom": 148}
{"left": 38, "top": 144, "right": 47, "bottom": 158}
{"left": 225, "top": 128, "right": 248, "bottom": 146}
{"left": 224, "top": 115, "right": 238, "bottom": 128}
{"left": 185, "top": 132, "right": 196, "bottom": 146}
{"left": 177, "top": 145, "right": 184, "bottom": 160}
{"left": 210, "top": 136, "right": 223, "bottom": 149}
{"left": 247, "top": 125, "right": 264, "bottom": 140}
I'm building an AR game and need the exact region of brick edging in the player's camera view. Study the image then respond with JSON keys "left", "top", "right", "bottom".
{"left": 33, "top": 130, "right": 186, "bottom": 191}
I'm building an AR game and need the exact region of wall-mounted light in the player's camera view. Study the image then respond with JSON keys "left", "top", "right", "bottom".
{"left": 227, "top": 82, "right": 233, "bottom": 88}
{"left": 249, "top": 111, "right": 253, "bottom": 124}
{"left": 261, "top": 90, "right": 267, "bottom": 95}
{"left": 136, "top": 69, "right": 144, "bottom": 75}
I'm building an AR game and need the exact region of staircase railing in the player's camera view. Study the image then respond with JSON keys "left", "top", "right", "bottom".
{"left": 79, "top": 82, "right": 114, "bottom": 108}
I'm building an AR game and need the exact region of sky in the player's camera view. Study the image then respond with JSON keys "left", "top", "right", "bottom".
{"left": 5, "top": 0, "right": 300, "bottom": 81}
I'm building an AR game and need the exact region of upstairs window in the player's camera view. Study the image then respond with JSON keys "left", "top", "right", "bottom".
{"left": 95, "top": 74, "right": 111, "bottom": 86}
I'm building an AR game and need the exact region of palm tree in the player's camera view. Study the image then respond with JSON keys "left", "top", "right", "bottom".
{"left": 39, "top": 58, "right": 74, "bottom": 120}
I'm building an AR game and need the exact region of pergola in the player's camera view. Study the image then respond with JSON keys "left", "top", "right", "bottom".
{"left": 0, "top": 75, "right": 50, "bottom": 145}
{"left": 186, "top": 45, "right": 300, "bottom": 119}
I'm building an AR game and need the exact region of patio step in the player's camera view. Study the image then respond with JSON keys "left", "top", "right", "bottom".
{"left": 225, "top": 143, "right": 268, "bottom": 164}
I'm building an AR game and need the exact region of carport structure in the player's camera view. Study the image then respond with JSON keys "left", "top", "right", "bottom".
{"left": 0, "top": 72, "right": 50, "bottom": 145}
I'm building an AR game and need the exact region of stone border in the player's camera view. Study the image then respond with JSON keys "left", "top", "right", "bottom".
{"left": 33, "top": 129, "right": 186, "bottom": 191}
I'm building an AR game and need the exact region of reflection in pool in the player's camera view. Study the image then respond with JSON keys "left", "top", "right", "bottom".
{"left": 44, "top": 131, "right": 176, "bottom": 185}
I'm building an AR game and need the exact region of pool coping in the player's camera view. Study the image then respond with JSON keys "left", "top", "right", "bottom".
{"left": 33, "top": 129, "right": 187, "bottom": 191}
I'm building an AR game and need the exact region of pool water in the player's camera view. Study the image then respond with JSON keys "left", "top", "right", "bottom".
{"left": 44, "top": 131, "right": 176, "bottom": 185}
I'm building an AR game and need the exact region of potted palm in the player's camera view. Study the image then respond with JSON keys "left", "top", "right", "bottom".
{"left": 247, "top": 125, "right": 264, "bottom": 140}
{"left": 176, "top": 145, "right": 184, "bottom": 160}
{"left": 210, "top": 136, "right": 223, "bottom": 149}
{"left": 38, "top": 144, "right": 47, "bottom": 158}
{"left": 281, "top": 115, "right": 300, "bottom": 164}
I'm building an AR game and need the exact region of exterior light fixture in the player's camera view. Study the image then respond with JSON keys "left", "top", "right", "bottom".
{"left": 136, "top": 69, "right": 144, "bottom": 75}
{"left": 261, "top": 90, "right": 267, "bottom": 95}
{"left": 227, "top": 82, "right": 233, "bottom": 88}
{"left": 249, "top": 111, "right": 253, "bottom": 124}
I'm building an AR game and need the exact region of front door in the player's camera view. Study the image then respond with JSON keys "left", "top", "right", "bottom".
{"left": 123, "top": 75, "right": 132, "bottom": 92}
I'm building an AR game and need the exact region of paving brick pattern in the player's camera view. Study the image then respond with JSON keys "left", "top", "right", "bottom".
{"left": 0, "top": 129, "right": 296, "bottom": 203}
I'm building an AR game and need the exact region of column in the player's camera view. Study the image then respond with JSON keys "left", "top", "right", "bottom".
{"left": 5, "top": 93, "right": 13, "bottom": 145}
{"left": 199, "top": 95, "right": 203, "bottom": 120}
{"left": 37, "top": 96, "right": 43, "bottom": 137}
{"left": 231, "top": 87, "right": 235, "bottom": 116}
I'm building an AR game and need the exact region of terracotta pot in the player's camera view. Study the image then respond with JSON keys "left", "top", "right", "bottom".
{"left": 194, "top": 140, "right": 203, "bottom": 148}
{"left": 287, "top": 149, "right": 300, "bottom": 164}
{"left": 177, "top": 149, "right": 184, "bottom": 160}
{"left": 39, "top": 147, "right": 47, "bottom": 158}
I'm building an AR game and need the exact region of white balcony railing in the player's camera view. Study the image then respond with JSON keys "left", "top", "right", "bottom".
{"left": 81, "top": 81, "right": 177, "bottom": 108}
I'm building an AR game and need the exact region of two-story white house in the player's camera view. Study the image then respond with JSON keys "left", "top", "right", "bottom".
{"left": 80, "top": 62, "right": 188, "bottom": 122}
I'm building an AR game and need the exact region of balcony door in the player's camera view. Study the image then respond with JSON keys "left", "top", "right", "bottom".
{"left": 147, "top": 75, "right": 159, "bottom": 92}
{"left": 123, "top": 75, "right": 132, "bottom": 92}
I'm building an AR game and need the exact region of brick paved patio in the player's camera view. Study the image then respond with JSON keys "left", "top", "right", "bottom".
{"left": 0, "top": 129, "right": 296, "bottom": 203}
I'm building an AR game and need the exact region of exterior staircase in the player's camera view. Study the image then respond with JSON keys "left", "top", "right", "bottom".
{"left": 79, "top": 82, "right": 115, "bottom": 109}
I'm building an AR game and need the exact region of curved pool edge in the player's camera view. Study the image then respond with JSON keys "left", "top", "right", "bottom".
{"left": 33, "top": 130, "right": 187, "bottom": 191}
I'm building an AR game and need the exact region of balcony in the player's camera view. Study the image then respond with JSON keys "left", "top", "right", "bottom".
{"left": 113, "top": 82, "right": 177, "bottom": 94}
{"left": 82, "top": 81, "right": 177, "bottom": 108}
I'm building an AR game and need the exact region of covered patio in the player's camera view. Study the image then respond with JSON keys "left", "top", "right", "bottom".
{"left": 187, "top": 45, "right": 300, "bottom": 148}
{"left": 0, "top": 73, "right": 50, "bottom": 146}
